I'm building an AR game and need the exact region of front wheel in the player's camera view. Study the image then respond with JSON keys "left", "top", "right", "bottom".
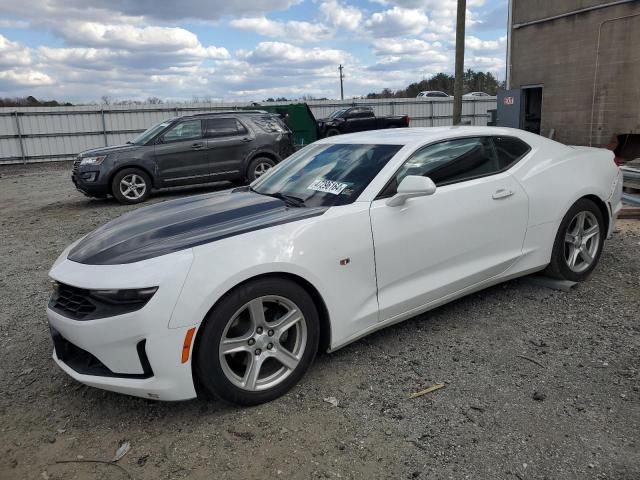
{"left": 111, "top": 168, "right": 151, "bottom": 204}
{"left": 326, "top": 128, "right": 341, "bottom": 137}
{"left": 194, "top": 278, "right": 319, "bottom": 405}
{"left": 545, "top": 198, "right": 605, "bottom": 282}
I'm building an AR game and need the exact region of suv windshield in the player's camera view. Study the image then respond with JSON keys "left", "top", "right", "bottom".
{"left": 130, "top": 120, "right": 172, "bottom": 145}
{"left": 251, "top": 143, "right": 403, "bottom": 207}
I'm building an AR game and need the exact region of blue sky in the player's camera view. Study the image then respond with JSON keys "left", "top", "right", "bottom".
{"left": 0, "top": 0, "right": 508, "bottom": 102}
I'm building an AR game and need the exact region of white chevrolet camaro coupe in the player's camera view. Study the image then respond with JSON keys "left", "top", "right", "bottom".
{"left": 47, "top": 126, "right": 623, "bottom": 405}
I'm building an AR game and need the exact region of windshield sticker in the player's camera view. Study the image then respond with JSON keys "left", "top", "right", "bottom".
{"left": 307, "top": 178, "right": 349, "bottom": 195}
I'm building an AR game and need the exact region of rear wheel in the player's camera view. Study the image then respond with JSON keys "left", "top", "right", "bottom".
{"left": 247, "top": 157, "right": 275, "bottom": 182}
{"left": 111, "top": 168, "right": 151, "bottom": 204}
{"left": 195, "top": 277, "right": 319, "bottom": 405}
{"left": 545, "top": 198, "right": 604, "bottom": 282}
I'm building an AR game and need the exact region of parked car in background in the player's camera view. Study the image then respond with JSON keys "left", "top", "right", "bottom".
{"left": 464, "top": 92, "right": 492, "bottom": 98}
{"left": 48, "top": 126, "right": 622, "bottom": 405}
{"left": 316, "top": 106, "right": 409, "bottom": 137}
{"left": 417, "top": 91, "right": 450, "bottom": 98}
{"left": 72, "top": 111, "right": 293, "bottom": 204}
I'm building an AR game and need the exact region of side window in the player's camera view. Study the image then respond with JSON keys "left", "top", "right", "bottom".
{"left": 359, "top": 108, "right": 374, "bottom": 118}
{"left": 205, "top": 118, "right": 246, "bottom": 137}
{"left": 493, "top": 136, "right": 531, "bottom": 169}
{"left": 162, "top": 120, "right": 202, "bottom": 143}
{"left": 380, "top": 137, "right": 500, "bottom": 197}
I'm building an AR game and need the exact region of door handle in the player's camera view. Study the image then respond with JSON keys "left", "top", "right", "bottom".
{"left": 191, "top": 143, "right": 204, "bottom": 149}
{"left": 492, "top": 188, "right": 514, "bottom": 200}
{"left": 241, "top": 137, "right": 252, "bottom": 142}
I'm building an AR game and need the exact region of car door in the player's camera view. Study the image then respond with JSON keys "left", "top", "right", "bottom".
{"left": 369, "top": 136, "right": 529, "bottom": 321}
{"left": 343, "top": 108, "right": 369, "bottom": 133}
{"left": 204, "top": 117, "right": 252, "bottom": 178}
{"left": 153, "top": 119, "right": 209, "bottom": 186}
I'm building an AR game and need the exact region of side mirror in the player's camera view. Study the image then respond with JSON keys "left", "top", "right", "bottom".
{"left": 386, "top": 175, "right": 437, "bottom": 207}
{"left": 156, "top": 136, "right": 164, "bottom": 144}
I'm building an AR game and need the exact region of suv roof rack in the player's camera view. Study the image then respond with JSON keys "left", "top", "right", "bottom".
{"left": 182, "top": 110, "right": 270, "bottom": 118}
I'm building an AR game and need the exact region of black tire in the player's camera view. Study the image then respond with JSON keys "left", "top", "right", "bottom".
{"left": 111, "top": 168, "right": 151, "bottom": 204}
{"left": 544, "top": 198, "right": 605, "bottom": 282}
{"left": 194, "top": 277, "right": 320, "bottom": 406}
{"left": 246, "top": 157, "right": 276, "bottom": 182}
{"left": 326, "top": 128, "right": 341, "bottom": 137}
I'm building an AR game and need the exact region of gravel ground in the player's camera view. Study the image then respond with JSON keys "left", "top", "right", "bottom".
{"left": 1, "top": 162, "right": 639, "bottom": 480}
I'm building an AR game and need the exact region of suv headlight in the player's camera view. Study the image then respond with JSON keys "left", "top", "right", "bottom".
{"left": 80, "top": 155, "right": 107, "bottom": 166}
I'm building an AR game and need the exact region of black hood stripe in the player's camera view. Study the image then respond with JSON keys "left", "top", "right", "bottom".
{"left": 68, "top": 190, "right": 326, "bottom": 265}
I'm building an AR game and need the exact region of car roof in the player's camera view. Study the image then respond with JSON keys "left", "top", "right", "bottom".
{"left": 316, "top": 126, "right": 549, "bottom": 147}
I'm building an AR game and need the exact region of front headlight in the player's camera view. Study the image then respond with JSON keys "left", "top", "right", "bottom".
{"left": 80, "top": 155, "right": 107, "bottom": 166}
{"left": 49, "top": 282, "right": 158, "bottom": 320}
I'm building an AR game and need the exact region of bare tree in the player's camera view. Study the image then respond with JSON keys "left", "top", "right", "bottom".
{"left": 100, "top": 95, "right": 111, "bottom": 105}
{"left": 146, "top": 96, "right": 163, "bottom": 104}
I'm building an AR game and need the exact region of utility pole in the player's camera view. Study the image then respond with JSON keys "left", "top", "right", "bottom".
{"left": 339, "top": 64, "right": 344, "bottom": 100}
{"left": 452, "top": 0, "right": 466, "bottom": 125}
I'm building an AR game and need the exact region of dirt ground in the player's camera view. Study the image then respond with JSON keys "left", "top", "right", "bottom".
{"left": 0, "top": 162, "right": 638, "bottom": 480}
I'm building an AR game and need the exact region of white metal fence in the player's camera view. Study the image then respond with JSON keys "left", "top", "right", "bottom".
{"left": 0, "top": 98, "right": 496, "bottom": 165}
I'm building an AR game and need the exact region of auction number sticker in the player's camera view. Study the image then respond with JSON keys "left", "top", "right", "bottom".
{"left": 307, "top": 178, "right": 349, "bottom": 195}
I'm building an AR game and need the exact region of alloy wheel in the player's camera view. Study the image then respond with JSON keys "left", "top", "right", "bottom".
{"left": 253, "top": 162, "right": 272, "bottom": 178}
{"left": 119, "top": 173, "right": 147, "bottom": 200}
{"left": 218, "top": 295, "right": 307, "bottom": 391}
{"left": 563, "top": 211, "right": 600, "bottom": 273}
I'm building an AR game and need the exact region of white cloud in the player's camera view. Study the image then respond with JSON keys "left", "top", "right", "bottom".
{"left": 365, "top": 7, "right": 430, "bottom": 37}
{"left": 0, "top": 69, "right": 54, "bottom": 88}
{"left": 230, "top": 17, "right": 333, "bottom": 43}
{"left": 465, "top": 35, "right": 506, "bottom": 53}
{"left": 319, "top": 1, "right": 363, "bottom": 31}
{"left": 0, "top": 34, "right": 32, "bottom": 68}
{"left": 239, "top": 42, "right": 348, "bottom": 68}
{"left": 0, "top": 0, "right": 303, "bottom": 22}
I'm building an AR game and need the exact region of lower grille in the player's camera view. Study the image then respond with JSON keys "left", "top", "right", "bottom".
{"left": 51, "top": 328, "right": 153, "bottom": 379}
{"left": 50, "top": 283, "right": 96, "bottom": 319}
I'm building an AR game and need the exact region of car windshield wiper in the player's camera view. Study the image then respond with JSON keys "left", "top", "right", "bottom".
{"left": 250, "top": 188, "right": 305, "bottom": 207}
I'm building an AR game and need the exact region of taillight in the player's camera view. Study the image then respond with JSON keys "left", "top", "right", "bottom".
{"left": 406, "top": 116, "right": 411, "bottom": 126}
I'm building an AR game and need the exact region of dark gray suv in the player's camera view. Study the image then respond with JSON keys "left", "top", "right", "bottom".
{"left": 72, "top": 111, "right": 294, "bottom": 204}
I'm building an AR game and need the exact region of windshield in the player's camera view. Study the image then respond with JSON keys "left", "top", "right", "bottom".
{"left": 130, "top": 120, "right": 172, "bottom": 145}
{"left": 251, "top": 143, "right": 403, "bottom": 207}
{"left": 328, "top": 109, "right": 348, "bottom": 119}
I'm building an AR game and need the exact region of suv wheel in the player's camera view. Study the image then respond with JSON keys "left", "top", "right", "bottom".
{"left": 247, "top": 157, "right": 275, "bottom": 182}
{"left": 326, "top": 128, "right": 340, "bottom": 137}
{"left": 111, "top": 168, "right": 151, "bottom": 204}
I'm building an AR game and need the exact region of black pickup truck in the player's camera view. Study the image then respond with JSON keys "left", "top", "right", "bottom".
{"left": 316, "top": 106, "right": 410, "bottom": 137}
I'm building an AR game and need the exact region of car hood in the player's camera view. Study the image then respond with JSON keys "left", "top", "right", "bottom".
{"left": 68, "top": 189, "right": 327, "bottom": 265}
{"left": 79, "top": 144, "right": 141, "bottom": 157}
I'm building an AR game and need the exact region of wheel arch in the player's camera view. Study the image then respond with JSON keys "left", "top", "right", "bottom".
{"left": 191, "top": 271, "right": 332, "bottom": 373}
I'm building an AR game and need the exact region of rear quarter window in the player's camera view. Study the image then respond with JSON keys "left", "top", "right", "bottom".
{"left": 493, "top": 137, "right": 531, "bottom": 169}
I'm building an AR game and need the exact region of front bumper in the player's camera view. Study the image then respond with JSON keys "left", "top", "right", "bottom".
{"left": 72, "top": 161, "right": 110, "bottom": 197}
{"left": 47, "top": 249, "right": 199, "bottom": 401}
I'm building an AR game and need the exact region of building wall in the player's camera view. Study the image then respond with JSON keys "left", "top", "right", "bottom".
{"left": 509, "top": 1, "right": 640, "bottom": 146}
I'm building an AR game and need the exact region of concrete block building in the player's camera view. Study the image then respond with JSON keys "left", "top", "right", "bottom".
{"left": 503, "top": 0, "right": 639, "bottom": 154}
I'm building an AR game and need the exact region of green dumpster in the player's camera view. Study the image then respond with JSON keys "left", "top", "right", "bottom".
{"left": 244, "top": 103, "right": 319, "bottom": 148}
